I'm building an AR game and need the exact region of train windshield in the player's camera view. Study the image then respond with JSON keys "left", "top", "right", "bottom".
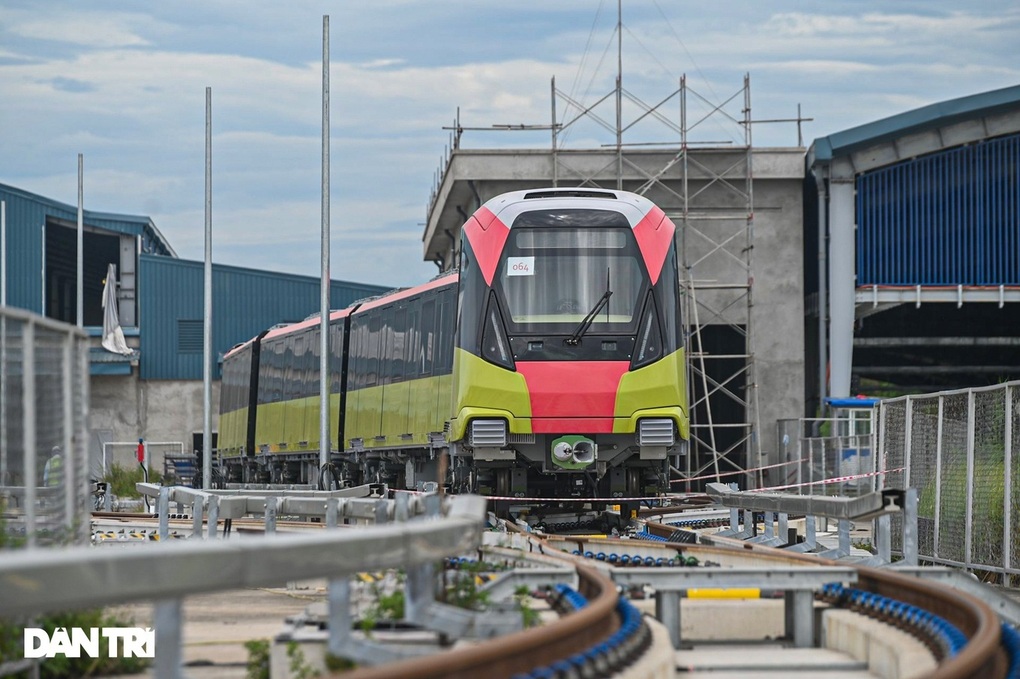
{"left": 495, "top": 218, "right": 646, "bottom": 335}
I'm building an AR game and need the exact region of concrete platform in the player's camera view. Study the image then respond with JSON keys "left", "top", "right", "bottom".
{"left": 676, "top": 644, "right": 876, "bottom": 677}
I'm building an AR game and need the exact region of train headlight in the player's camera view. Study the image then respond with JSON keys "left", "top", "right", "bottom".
{"left": 552, "top": 441, "right": 573, "bottom": 461}
{"left": 638, "top": 418, "right": 675, "bottom": 446}
{"left": 550, "top": 435, "right": 597, "bottom": 469}
{"left": 469, "top": 419, "right": 507, "bottom": 447}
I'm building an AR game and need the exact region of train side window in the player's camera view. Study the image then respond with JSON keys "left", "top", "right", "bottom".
{"left": 265, "top": 339, "right": 285, "bottom": 403}
{"left": 392, "top": 306, "right": 407, "bottom": 383}
{"left": 284, "top": 332, "right": 300, "bottom": 400}
{"left": 378, "top": 306, "right": 394, "bottom": 386}
{"left": 306, "top": 328, "right": 320, "bottom": 399}
{"left": 365, "top": 311, "right": 382, "bottom": 387}
{"left": 437, "top": 287, "right": 455, "bottom": 372}
{"left": 405, "top": 301, "right": 420, "bottom": 380}
{"left": 330, "top": 322, "right": 344, "bottom": 393}
{"left": 348, "top": 319, "right": 364, "bottom": 389}
{"left": 421, "top": 298, "right": 436, "bottom": 376}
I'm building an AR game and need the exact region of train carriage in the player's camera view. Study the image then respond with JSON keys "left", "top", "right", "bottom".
{"left": 218, "top": 188, "right": 688, "bottom": 502}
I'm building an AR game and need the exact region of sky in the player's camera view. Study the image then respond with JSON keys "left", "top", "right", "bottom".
{"left": 1, "top": 2, "right": 1017, "bottom": 289}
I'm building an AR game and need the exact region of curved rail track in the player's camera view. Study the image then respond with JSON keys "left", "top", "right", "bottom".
{"left": 337, "top": 562, "right": 622, "bottom": 679}
{"left": 90, "top": 504, "right": 1017, "bottom": 678}
{"left": 643, "top": 518, "right": 1013, "bottom": 679}
{"left": 326, "top": 517, "right": 1015, "bottom": 679}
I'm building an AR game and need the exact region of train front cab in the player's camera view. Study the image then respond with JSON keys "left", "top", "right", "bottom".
{"left": 448, "top": 189, "right": 688, "bottom": 502}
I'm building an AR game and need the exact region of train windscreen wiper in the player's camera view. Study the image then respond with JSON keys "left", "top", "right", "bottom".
{"left": 565, "top": 270, "right": 612, "bottom": 346}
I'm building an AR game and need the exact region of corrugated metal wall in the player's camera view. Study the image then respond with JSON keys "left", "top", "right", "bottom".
{"left": 0, "top": 184, "right": 170, "bottom": 314}
{"left": 138, "top": 254, "right": 388, "bottom": 380}
{"left": 0, "top": 186, "right": 47, "bottom": 313}
{"left": 856, "top": 132, "right": 1020, "bottom": 285}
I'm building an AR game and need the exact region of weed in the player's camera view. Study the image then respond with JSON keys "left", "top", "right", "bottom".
{"left": 244, "top": 639, "right": 270, "bottom": 679}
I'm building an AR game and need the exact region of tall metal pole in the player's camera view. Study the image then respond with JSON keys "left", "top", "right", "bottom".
{"left": 1, "top": 200, "right": 5, "bottom": 307}
{"left": 319, "top": 15, "right": 331, "bottom": 480}
{"left": 1, "top": 200, "right": 6, "bottom": 489}
{"left": 203, "top": 87, "right": 213, "bottom": 490}
{"left": 615, "top": 0, "right": 623, "bottom": 190}
{"left": 77, "top": 154, "right": 84, "bottom": 328}
{"left": 550, "top": 77, "right": 558, "bottom": 187}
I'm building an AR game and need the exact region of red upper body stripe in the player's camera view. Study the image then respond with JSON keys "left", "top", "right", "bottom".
{"left": 515, "top": 361, "right": 628, "bottom": 430}
{"left": 631, "top": 206, "right": 675, "bottom": 286}
{"left": 261, "top": 307, "right": 352, "bottom": 343}
{"left": 355, "top": 273, "right": 458, "bottom": 312}
{"left": 462, "top": 207, "right": 510, "bottom": 287}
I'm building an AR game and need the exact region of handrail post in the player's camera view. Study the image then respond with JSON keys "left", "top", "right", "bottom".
{"left": 191, "top": 495, "right": 204, "bottom": 538}
{"left": 327, "top": 577, "right": 351, "bottom": 657}
{"left": 264, "top": 496, "right": 278, "bottom": 534}
{"left": 206, "top": 495, "right": 220, "bottom": 538}
{"left": 326, "top": 497, "right": 339, "bottom": 528}
{"left": 154, "top": 598, "right": 183, "bottom": 679}
{"left": 158, "top": 487, "right": 170, "bottom": 541}
{"left": 655, "top": 589, "right": 681, "bottom": 648}
{"left": 902, "top": 487, "right": 918, "bottom": 566}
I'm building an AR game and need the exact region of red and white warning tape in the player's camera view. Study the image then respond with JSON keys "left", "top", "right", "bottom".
{"left": 746, "top": 467, "right": 904, "bottom": 493}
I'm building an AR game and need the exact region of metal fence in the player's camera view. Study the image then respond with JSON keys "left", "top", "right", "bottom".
{"left": 775, "top": 408, "right": 877, "bottom": 496}
{"left": 880, "top": 382, "right": 1019, "bottom": 578}
{"left": 0, "top": 307, "right": 90, "bottom": 548}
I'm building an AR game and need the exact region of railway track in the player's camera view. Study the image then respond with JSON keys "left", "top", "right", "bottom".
{"left": 327, "top": 518, "right": 1016, "bottom": 679}
{"left": 89, "top": 503, "right": 1019, "bottom": 677}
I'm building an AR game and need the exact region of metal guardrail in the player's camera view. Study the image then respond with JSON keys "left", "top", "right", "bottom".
{"left": 136, "top": 482, "right": 409, "bottom": 539}
{"left": 704, "top": 482, "right": 918, "bottom": 565}
{"left": 0, "top": 493, "right": 487, "bottom": 679}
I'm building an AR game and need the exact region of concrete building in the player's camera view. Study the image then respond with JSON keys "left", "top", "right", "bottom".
{"left": 423, "top": 80, "right": 1020, "bottom": 480}
{"left": 0, "top": 182, "right": 387, "bottom": 474}
{"left": 423, "top": 77, "right": 806, "bottom": 480}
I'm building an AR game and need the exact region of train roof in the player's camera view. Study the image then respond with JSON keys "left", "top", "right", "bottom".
{"left": 223, "top": 271, "right": 460, "bottom": 360}
{"left": 355, "top": 270, "right": 458, "bottom": 312}
{"left": 478, "top": 188, "right": 663, "bottom": 229}
{"left": 261, "top": 307, "right": 354, "bottom": 342}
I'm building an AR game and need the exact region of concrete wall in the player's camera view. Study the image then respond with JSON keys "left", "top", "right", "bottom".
{"left": 425, "top": 147, "right": 807, "bottom": 464}
{"left": 749, "top": 174, "right": 805, "bottom": 460}
{"left": 89, "top": 373, "right": 218, "bottom": 476}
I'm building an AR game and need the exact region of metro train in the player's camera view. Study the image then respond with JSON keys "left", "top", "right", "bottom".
{"left": 218, "top": 188, "right": 688, "bottom": 504}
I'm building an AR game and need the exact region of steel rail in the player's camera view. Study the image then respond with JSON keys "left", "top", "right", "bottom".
{"left": 329, "top": 562, "right": 620, "bottom": 679}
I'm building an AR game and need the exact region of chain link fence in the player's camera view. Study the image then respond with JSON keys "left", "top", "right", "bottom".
{"left": 0, "top": 308, "right": 90, "bottom": 548}
{"left": 880, "top": 382, "right": 1019, "bottom": 579}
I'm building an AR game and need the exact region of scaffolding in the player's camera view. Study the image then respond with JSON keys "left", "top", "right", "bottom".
{"left": 547, "top": 71, "right": 764, "bottom": 488}
{"left": 430, "top": 6, "right": 810, "bottom": 489}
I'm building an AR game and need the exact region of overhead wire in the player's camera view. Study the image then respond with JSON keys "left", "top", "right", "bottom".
{"left": 650, "top": 0, "right": 741, "bottom": 145}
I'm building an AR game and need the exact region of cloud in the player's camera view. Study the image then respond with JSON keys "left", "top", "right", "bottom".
{"left": 1, "top": 2, "right": 1017, "bottom": 289}
{"left": 8, "top": 12, "right": 153, "bottom": 49}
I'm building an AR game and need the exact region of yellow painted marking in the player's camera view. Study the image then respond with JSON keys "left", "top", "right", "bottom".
{"left": 687, "top": 588, "right": 760, "bottom": 599}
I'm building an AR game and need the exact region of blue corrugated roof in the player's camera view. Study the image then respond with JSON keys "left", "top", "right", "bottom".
{"left": 809, "top": 84, "right": 1020, "bottom": 165}
{"left": 0, "top": 182, "right": 176, "bottom": 256}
